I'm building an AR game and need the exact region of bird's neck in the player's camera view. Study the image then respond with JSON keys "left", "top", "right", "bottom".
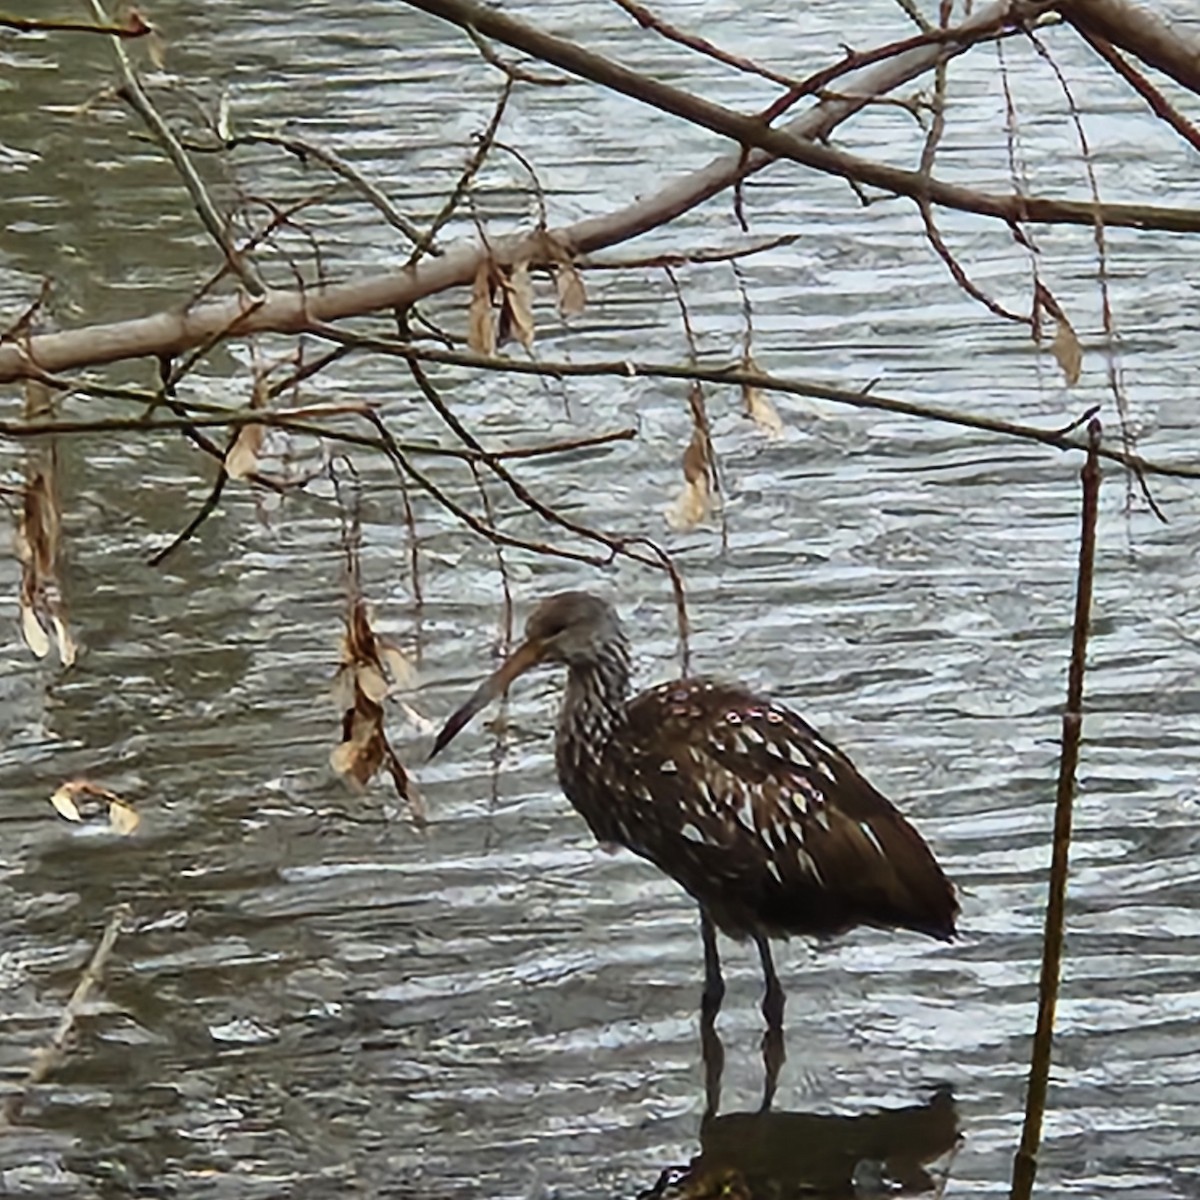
{"left": 558, "top": 648, "right": 631, "bottom": 756}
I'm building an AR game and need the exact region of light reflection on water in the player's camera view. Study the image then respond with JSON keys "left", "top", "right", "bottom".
{"left": 3, "top": 1, "right": 1200, "bottom": 1196}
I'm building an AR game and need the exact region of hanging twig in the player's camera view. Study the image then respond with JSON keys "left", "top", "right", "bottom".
{"left": 608, "top": 0, "right": 803, "bottom": 90}
{"left": 86, "top": 0, "right": 264, "bottom": 295}
{"left": 1010, "top": 417, "right": 1102, "bottom": 1200}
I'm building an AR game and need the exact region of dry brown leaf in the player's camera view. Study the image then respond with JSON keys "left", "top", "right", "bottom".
{"left": 468, "top": 258, "right": 497, "bottom": 355}
{"left": 147, "top": 30, "right": 167, "bottom": 72}
{"left": 49, "top": 785, "right": 83, "bottom": 823}
{"left": 108, "top": 801, "right": 141, "bottom": 836}
{"left": 379, "top": 642, "right": 417, "bottom": 691}
{"left": 554, "top": 261, "right": 587, "bottom": 317}
{"left": 331, "top": 706, "right": 382, "bottom": 785}
{"left": 24, "top": 379, "right": 54, "bottom": 420}
{"left": 225, "top": 422, "right": 264, "bottom": 480}
{"left": 666, "top": 430, "right": 713, "bottom": 530}
{"left": 329, "top": 738, "right": 359, "bottom": 778}
{"left": 743, "top": 384, "right": 783, "bottom": 439}
{"left": 49, "top": 780, "right": 139, "bottom": 836}
{"left": 540, "top": 230, "right": 587, "bottom": 317}
{"left": 681, "top": 420, "right": 710, "bottom": 485}
{"left": 666, "top": 475, "right": 711, "bottom": 530}
{"left": 356, "top": 662, "right": 390, "bottom": 705}
{"left": 21, "top": 603, "right": 51, "bottom": 659}
{"left": 51, "top": 614, "right": 77, "bottom": 668}
{"left": 1052, "top": 315, "right": 1082, "bottom": 387}
{"left": 17, "top": 453, "right": 75, "bottom": 666}
{"left": 331, "top": 663, "right": 356, "bottom": 712}
{"left": 504, "top": 259, "right": 536, "bottom": 350}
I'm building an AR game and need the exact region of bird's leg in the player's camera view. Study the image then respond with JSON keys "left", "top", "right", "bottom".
{"left": 755, "top": 934, "right": 785, "bottom": 1027}
{"left": 698, "top": 911, "right": 726, "bottom": 1117}
{"left": 755, "top": 934, "right": 787, "bottom": 1112}
{"left": 699, "top": 910, "right": 725, "bottom": 1025}
{"left": 700, "top": 1010, "right": 725, "bottom": 1121}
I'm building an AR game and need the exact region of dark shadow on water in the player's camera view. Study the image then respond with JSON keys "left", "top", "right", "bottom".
{"left": 667, "top": 1018, "right": 959, "bottom": 1199}
{"left": 641, "top": 1085, "right": 960, "bottom": 1199}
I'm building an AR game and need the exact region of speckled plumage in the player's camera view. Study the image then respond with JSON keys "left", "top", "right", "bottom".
{"left": 552, "top": 659, "right": 956, "bottom": 946}
{"left": 432, "top": 591, "right": 958, "bottom": 1024}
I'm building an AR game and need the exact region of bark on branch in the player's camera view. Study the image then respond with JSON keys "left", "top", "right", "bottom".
{"left": 2, "top": 0, "right": 1196, "bottom": 384}
{"left": 1060, "top": 0, "right": 1200, "bottom": 96}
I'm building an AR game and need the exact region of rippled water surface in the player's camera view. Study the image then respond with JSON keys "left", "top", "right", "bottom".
{"left": 2, "top": 1, "right": 1200, "bottom": 1196}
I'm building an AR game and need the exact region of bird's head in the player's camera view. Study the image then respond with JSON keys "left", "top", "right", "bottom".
{"left": 429, "top": 591, "right": 623, "bottom": 758}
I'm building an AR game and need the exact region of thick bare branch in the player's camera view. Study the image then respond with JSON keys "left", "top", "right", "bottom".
{"left": 1060, "top": 0, "right": 1200, "bottom": 96}
{"left": 2, "top": 0, "right": 1197, "bottom": 385}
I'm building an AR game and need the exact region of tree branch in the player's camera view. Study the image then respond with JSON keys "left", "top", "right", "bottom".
{"left": 1059, "top": 0, "right": 1200, "bottom": 96}
{"left": 4, "top": 0, "right": 1196, "bottom": 384}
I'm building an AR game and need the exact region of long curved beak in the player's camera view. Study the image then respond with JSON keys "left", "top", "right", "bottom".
{"left": 429, "top": 635, "right": 548, "bottom": 759}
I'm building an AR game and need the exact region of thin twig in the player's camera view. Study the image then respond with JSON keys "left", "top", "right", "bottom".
{"left": 3, "top": 904, "right": 131, "bottom": 1125}
{"left": 916, "top": 40, "right": 1029, "bottom": 324}
{"left": 1071, "top": 27, "right": 1200, "bottom": 155}
{"left": 1010, "top": 418, "right": 1101, "bottom": 1200}
{"left": 407, "top": 76, "right": 514, "bottom": 267}
{"left": 757, "top": 19, "right": 1026, "bottom": 125}
{"left": 608, "top": 0, "right": 803, "bottom": 90}
{"left": 582, "top": 233, "right": 799, "bottom": 270}
{"left": 227, "top": 131, "right": 433, "bottom": 249}
{"left": 148, "top": 469, "right": 229, "bottom": 566}
{"left": 86, "top": 0, "right": 263, "bottom": 295}
{"left": 1024, "top": 28, "right": 1148, "bottom": 515}
{"left": 0, "top": 13, "right": 150, "bottom": 37}
{"left": 463, "top": 24, "right": 567, "bottom": 85}
{"left": 303, "top": 330, "right": 1200, "bottom": 483}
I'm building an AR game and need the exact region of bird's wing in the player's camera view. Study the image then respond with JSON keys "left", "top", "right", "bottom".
{"left": 615, "top": 680, "right": 957, "bottom": 939}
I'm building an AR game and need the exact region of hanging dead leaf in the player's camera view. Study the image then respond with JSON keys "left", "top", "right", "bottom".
{"left": 502, "top": 259, "right": 536, "bottom": 350}
{"left": 356, "top": 662, "right": 390, "bottom": 705}
{"left": 467, "top": 258, "right": 497, "bottom": 355}
{"left": 331, "top": 705, "right": 382, "bottom": 784}
{"left": 50, "top": 614, "right": 77, "bottom": 668}
{"left": 1033, "top": 282, "right": 1082, "bottom": 388}
{"left": 16, "top": 460, "right": 75, "bottom": 667}
{"left": 1052, "top": 315, "right": 1082, "bottom": 387}
{"left": 666, "top": 430, "right": 713, "bottom": 530}
{"left": 379, "top": 642, "right": 417, "bottom": 691}
{"left": 20, "top": 602, "right": 51, "bottom": 659}
{"left": 330, "top": 589, "right": 423, "bottom": 823}
{"left": 554, "top": 260, "right": 587, "bottom": 317}
{"left": 744, "top": 386, "right": 783, "bottom": 437}
{"left": 539, "top": 231, "right": 587, "bottom": 317}
{"left": 147, "top": 29, "right": 167, "bottom": 72}
{"left": 225, "top": 422, "right": 264, "bottom": 480}
{"left": 49, "top": 780, "right": 139, "bottom": 835}
{"left": 24, "top": 378, "right": 54, "bottom": 420}
{"left": 666, "top": 475, "right": 711, "bottom": 530}
{"left": 741, "top": 357, "right": 783, "bottom": 438}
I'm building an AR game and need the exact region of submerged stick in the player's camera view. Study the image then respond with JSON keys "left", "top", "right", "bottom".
{"left": 1010, "top": 418, "right": 1102, "bottom": 1200}
{"left": 2, "top": 903, "right": 131, "bottom": 1124}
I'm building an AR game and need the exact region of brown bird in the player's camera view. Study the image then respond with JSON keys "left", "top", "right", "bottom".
{"left": 431, "top": 591, "right": 957, "bottom": 1033}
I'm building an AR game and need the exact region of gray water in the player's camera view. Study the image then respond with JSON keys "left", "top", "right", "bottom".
{"left": 2, "top": 1, "right": 1200, "bottom": 1196}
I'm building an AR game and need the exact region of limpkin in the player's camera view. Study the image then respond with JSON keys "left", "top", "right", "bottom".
{"left": 431, "top": 591, "right": 957, "bottom": 1035}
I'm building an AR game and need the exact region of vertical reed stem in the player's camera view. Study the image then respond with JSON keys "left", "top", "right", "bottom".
{"left": 1010, "top": 418, "right": 1102, "bottom": 1200}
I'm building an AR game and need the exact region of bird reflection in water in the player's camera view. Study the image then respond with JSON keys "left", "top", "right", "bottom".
{"left": 432, "top": 593, "right": 957, "bottom": 1104}
{"left": 640, "top": 1087, "right": 960, "bottom": 1200}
